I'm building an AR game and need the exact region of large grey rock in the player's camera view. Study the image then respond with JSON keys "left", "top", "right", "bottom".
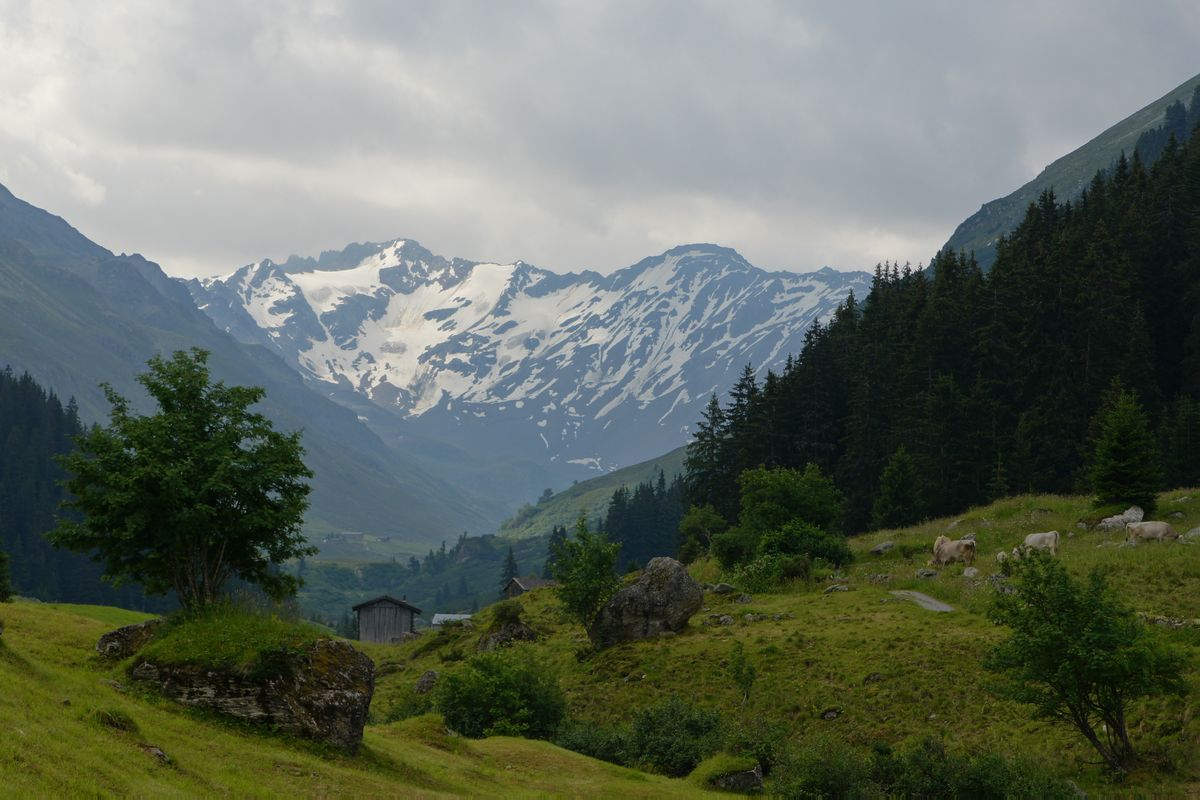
{"left": 1097, "top": 505, "right": 1144, "bottom": 531}
{"left": 589, "top": 557, "right": 703, "bottom": 649}
{"left": 131, "top": 638, "right": 374, "bottom": 753}
{"left": 870, "top": 541, "right": 894, "bottom": 555}
{"left": 96, "top": 620, "right": 164, "bottom": 660}
{"left": 1184, "top": 527, "right": 1200, "bottom": 541}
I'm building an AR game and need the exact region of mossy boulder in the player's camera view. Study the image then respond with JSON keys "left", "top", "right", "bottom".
{"left": 588, "top": 557, "right": 702, "bottom": 649}
{"left": 96, "top": 619, "right": 163, "bottom": 660}
{"left": 131, "top": 638, "right": 374, "bottom": 752}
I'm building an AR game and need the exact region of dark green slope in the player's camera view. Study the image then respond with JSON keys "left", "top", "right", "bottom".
{"left": 0, "top": 183, "right": 492, "bottom": 544}
{"left": 944, "top": 71, "right": 1200, "bottom": 268}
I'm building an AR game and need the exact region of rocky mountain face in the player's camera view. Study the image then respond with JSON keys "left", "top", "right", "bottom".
{"left": 189, "top": 241, "right": 870, "bottom": 476}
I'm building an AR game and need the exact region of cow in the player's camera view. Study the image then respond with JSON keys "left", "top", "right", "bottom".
{"left": 1125, "top": 521, "right": 1180, "bottom": 544}
{"left": 931, "top": 535, "right": 976, "bottom": 566}
{"left": 1023, "top": 531, "right": 1060, "bottom": 556}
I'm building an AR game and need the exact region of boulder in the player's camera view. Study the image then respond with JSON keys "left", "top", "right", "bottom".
{"left": 870, "top": 541, "right": 895, "bottom": 555}
{"left": 413, "top": 669, "right": 439, "bottom": 695}
{"left": 1097, "top": 505, "right": 1144, "bottom": 531}
{"left": 823, "top": 584, "right": 850, "bottom": 593}
{"left": 916, "top": 568, "right": 938, "bottom": 579}
{"left": 1184, "top": 527, "right": 1200, "bottom": 541}
{"left": 735, "top": 594, "right": 753, "bottom": 604}
{"left": 131, "top": 638, "right": 374, "bottom": 753}
{"left": 476, "top": 621, "right": 538, "bottom": 652}
{"left": 96, "top": 620, "right": 164, "bottom": 660}
{"left": 711, "top": 582, "right": 737, "bottom": 595}
{"left": 710, "top": 763, "right": 764, "bottom": 793}
{"left": 588, "top": 558, "right": 703, "bottom": 648}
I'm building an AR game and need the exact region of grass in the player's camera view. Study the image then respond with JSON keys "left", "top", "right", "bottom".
{"left": 369, "top": 488, "right": 1200, "bottom": 796}
{"left": 0, "top": 600, "right": 706, "bottom": 797}
{"left": 137, "top": 604, "right": 323, "bottom": 677}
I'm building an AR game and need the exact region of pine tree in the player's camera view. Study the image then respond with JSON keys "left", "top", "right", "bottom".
{"left": 0, "top": 546, "right": 12, "bottom": 602}
{"left": 1161, "top": 395, "right": 1200, "bottom": 488}
{"left": 543, "top": 525, "right": 567, "bottom": 578}
{"left": 500, "top": 545, "right": 519, "bottom": 593}
{"left": 1089, "top": 387, "right": 1162, "bottom": 515}
{"left": 870, "top": 445, "right": 925, "bottom": 530}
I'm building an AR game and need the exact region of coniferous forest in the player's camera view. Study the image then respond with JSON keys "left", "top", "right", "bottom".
{"left": 0, "top": 368, "right": 171, "bottom": 611}
{"left": 685, "top": 127, "right": 1200, "bottom": 534}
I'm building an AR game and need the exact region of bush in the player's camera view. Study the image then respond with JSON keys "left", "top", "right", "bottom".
{"left": 436, "top": 648, "right": 565, "bottom": 739}
{"left": 631, "top": 695, "right": 725, "bottom": 776}
{"left": 871, "top": 737, "right": 1075, "bottom": 799}
{"left": 771, "top": 732, "right": 873, "bottom": 799}
{"left": 555, "top": 719, "right": 634, "bottom": 765}
{"left": 729, "top": 553, "right": 810, "bottom": 593}
{"left": 712, "top": 527, "right": 757, "bottom": 569}
{"left": 727, "top": 718, "right": 789, "bottom": 775}
{"left": 489, "top": 599, "right": 524, "bottom": 627}
{"left": 758, "top": 521, "right": 853, "bottom": 567}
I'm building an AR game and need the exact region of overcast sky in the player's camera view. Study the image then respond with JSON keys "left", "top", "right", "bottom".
{"left": 0, "top": 2, "right": 1196, "bottom": 278}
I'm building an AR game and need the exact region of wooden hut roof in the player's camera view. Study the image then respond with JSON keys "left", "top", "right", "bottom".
{"left": 506, "top": 576, "right": 558, "bottom": 592}
{"left": 352, "top": 594, "right": 423, "bottom": 614}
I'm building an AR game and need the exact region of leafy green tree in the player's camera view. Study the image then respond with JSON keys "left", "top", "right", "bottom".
{"left": 437, "top": 648, "right": 565, "bottom": 739}
{"left": 677, "top": 504, "right": 727, "bottom": 563}
{"left": 0, "top": 547, "right": 13, "bottom": 602}
{"left": 986, "top": 551, "right": 1185, "bottom": 772}
{"left": 758, "top": 520, "right": 852, "bottom": 566}
{"left": 49, "top": 349, "right": 314, "bottom": 609}
{"left": 870, "top": 445, "right": 925, "bottom": 530}
{"left": 550, "top": 516, "right": 619, "bottom": 629}
{"left": 1088, "top": 386, "right": 1162, "bottom": 515}
{"left": 500, "top": 546, "right": 519, "bottom": 594}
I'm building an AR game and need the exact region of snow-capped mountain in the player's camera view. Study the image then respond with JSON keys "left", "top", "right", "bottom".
{"left": 188, "top": 241, "right": 869, "bottom": 476}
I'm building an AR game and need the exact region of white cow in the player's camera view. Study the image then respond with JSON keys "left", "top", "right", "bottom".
{"left": 1023, "top": 531, "right": 1060, "bottom": 556}
{"left": 1125, "top": 521, "right": 1180, "bottom": 544}
{"left": 931, "top": 535, "right": 976, "bottom": 566}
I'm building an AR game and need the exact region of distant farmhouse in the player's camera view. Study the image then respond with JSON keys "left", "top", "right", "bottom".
{"left": 353, "top": 595, "right": 422, "bottom": 643}
{"left": 323, "top": 531, "right": 366, "bottom": 544}
{"left": 431, "top": 613, "right": 472, "bottom": 628}
{"left": 503, "top": 576, "right": 558, "bottom": 599}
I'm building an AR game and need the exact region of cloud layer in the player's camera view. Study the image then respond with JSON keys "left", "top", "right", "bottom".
{"left": 1, "top": 1, "right": 1196, "bottom": 277}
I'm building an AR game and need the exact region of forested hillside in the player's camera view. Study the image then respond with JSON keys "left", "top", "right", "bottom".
{"left": 0, "top": 369, "right": 171, "bottom": 611}
{"left": 687, "top": 128, "right": 1200, "bottom": 532}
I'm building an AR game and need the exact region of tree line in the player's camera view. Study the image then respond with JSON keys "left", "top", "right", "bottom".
{"left": 686, "top": 125, "right": 1200, "bottom": 533}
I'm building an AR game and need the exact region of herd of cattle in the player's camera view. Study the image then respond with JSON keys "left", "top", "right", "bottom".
{"left": 928, "top": 505, "right": 1184, "bottom": 567}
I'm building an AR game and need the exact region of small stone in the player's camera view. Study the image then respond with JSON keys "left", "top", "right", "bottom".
{"left": 735, "top": 594, "right": 753, "bottom": 604}
{"left": 962, "top": 567, "right": 979, "bottom": 579}
{"left": 138, "top": 744, "right": 170, "bottom": 764}
{"left": 60, "top": 698, "right": 71, "bottom": 707}
{"left": 1184, "top": 527, "right": 1200, "bottom": 541}
{"left": 926, "top": 713, "right": 938, "bottom": 721}
{"left": 868, "top": 573, "right": 890, "bottom": 585}
{"left": 823, "top": 584, "right": 850, "bottom": 593}
{"left": 102, "top": 679, "right": 126, "bottom": 693}
{"left": 821, "top": 707, "right": 841, "bottom": 720}
{"left": 916, "top": 568, "right": 938, "bottom": 579}
{"left": 718, "top": 615, "right": 735, "bottom": 626}
{"left": 712, "top": 583, "right": 736, "bottom": 594}
{"left": 1168, "top": 511, "right": 1184, "bottom": 519}
{"left": 1076, "top": 522, "right": 1088, "bottom": 529}
{"left": 863, "top": 672, "right": 884, "bottom": 685}
{"left": 623, "top": 672, "right": 646, "bottom": 683}
{"left": 413, "top": 670, "right": 439, "bottom": 695}
{"left": 870, "top": 541, "right": 894, "bottom": 555}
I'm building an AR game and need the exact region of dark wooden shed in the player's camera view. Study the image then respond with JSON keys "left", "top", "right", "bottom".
{"left": 353, "top": 595, "right": 422, "bottom": 643}
{"left": 502, "top": 576, "right": 557, "bottom": 599}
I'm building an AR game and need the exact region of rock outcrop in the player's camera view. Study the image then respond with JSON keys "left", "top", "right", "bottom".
{"left": 588, "top": 557, "right": 702, "bottom": 649}
{"left": 131, "top": 638, "right": 374, "bottom": 753}
{"left": 96, "top": 620, "right": 163, "bottom": 660}
{"left": 476, "top": 621, "right": 538, "bottom": 652}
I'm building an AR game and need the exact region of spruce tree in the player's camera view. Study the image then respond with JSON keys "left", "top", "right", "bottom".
{"left": 500, "top": 546, "right": 519, "bottom": 593}
{"left": 870, "top": 445, "right": 925, "bottom": 530}
{"left": 0, "top": 546, "right": 12, "bottom": 602}
{"left": 1089, "top": 387, "right": 1162, "bottom": 515}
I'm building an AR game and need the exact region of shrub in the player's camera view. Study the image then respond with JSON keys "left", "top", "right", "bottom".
{"left": 631, "top": 695, "right": 725, "bottom": 777}
{"left": 489, "top": 599, "right": 524, "bottom": 627}
{"left": 727, "top": 719, "right": 789, "bottom": 776}
{"left": 871, "top": 737, "right": 1075, "bottom": 799}
{"left": 729, "top": 553, "right": 810, "bottom": 593}
{"left": 436, "top": 648, "right": 565, "bottom": 739}
{"left": 758, "top": 521, "right": 853, "bottom": 566}
{"left": 771, "top": 732, "right": 873, "bottom": 799}
{"left": 555, "top": 719, "right": 634, "bottom": 765}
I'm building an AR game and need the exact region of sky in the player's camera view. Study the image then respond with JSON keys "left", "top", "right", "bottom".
{"left": 0, "top": 1, "right": 1196, "bottom": 279}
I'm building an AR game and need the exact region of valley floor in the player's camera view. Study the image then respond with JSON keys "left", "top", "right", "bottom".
{"left": 0, "top": 603, "right": 701, "bottom": 797}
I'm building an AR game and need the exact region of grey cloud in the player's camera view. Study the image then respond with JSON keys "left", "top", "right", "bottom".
{"left": 0, "top": 0, "right": 1196, "bottom": 277}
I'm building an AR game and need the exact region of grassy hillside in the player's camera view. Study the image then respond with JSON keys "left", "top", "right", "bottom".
{"left": 497, "top": 445, "right": 687, "bottom": 540}
{"left": 0, "top": 602, "right": 703, "bottom": 797}
{"left": 372, "top": 489, "right": 1200, "bottom": 796}
{"left": 943, "top": 71, "right": 1200, "bottom": 267}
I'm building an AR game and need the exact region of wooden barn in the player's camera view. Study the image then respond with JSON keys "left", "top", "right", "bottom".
{"left": 353, "top": 595, "right": 422, "bottom": 643}
{"left": 502, "top": 576, "right": 557, "bottom": 599}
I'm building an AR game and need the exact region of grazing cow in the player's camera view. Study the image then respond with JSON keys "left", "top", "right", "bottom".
{"left": 931, "top": 535, "right": 976, "bottom": 566}
{"left": 1023, "top": 531, "right": 1060, "bottom": 556}
{"left": 1125, "top": 521, "right": 1180, "bottom": 544}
